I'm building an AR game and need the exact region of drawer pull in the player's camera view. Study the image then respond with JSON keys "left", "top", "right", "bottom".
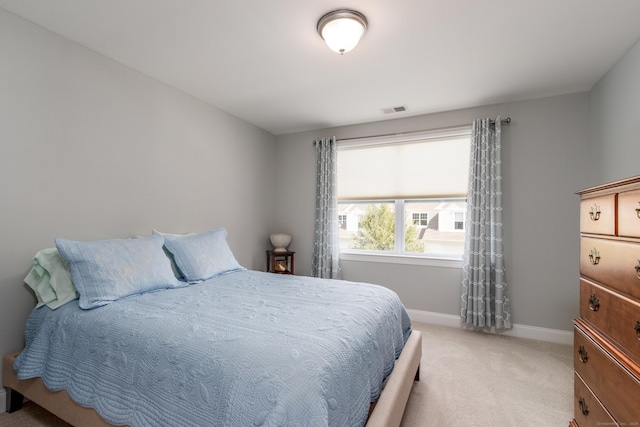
{"left": 636, "top": 260, "right": 640, "bottom": 279}
{"left": 578, "top": 345, "right": 588, "bottom": 363}
{"left": 635, "top": 321, "right": 640, "bottom": 340}
{"left": 589, "top": 204, "right": 601, "bottom": 221}
{"left": 636, "top": 203, "right": 640, "bottom": 219}
{"left": 588, "top": 294, "right": 600, "bottom": 311}
{"left": 588, "top": 248, "right": 600, "bottom": 265}
{"left": 578, "top": 396, "right": 589, "bottom": 416}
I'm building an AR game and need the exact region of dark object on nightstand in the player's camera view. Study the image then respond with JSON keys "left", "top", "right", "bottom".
{"left": 266, "top": 250, "right": 294, "bottom": 275}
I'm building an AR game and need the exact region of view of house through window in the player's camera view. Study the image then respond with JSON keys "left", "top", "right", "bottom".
{"left": 338, "top": 198, "right": 467, "bottom": 256}
{"left": 337, "top": 126, "right": 471, "bottom": 258}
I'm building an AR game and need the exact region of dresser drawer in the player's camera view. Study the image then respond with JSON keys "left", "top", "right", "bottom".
{"left": 573, "top": 371, "right": 618, "bottom": 427}
{"left": 574, "top": 323, "right": 640, "bottom": 425}
{"left": 580, "top": 195, "right": 616, "bottom": 235}
{"left": 619, "top": 189, "right": 640, "bottom": 238}
{"left": 580, "top": 279, "right": 640, "bottom": 365}
{"left": 580, "top": 237, "right": 640, "bottom": 300}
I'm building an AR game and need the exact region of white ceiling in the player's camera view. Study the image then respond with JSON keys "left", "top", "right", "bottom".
{"left": 2, "top": 0, "right": 640, "bottom": 136}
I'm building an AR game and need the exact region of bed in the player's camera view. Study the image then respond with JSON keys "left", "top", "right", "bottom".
{"left": 2, "top": 228, "right": 422, "bottom": 426}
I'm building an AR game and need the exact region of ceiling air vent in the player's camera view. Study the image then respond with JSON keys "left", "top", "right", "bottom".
{"left": 381, "top": 105, "right": 408, "bottom": 115}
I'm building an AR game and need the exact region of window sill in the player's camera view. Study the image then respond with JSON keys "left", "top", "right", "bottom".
{"left": 340, "top": 252, "right": 462, "bottom": 269}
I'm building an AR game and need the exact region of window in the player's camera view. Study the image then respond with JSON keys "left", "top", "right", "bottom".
{"left": 412, "top": 212, "right": 429, "bottom": 226}
{"left": 337, "top": 126, "right": 471, "bottom": 258}
{"left": 454, "top": 211, "right": 465, "bottom": 230}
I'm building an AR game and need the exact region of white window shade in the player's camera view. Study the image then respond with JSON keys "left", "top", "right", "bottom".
{"left": 337, "top": 133, "right": 471, "bottom": 200}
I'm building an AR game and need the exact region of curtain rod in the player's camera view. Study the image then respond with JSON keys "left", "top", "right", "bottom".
{"left": 319, "top": 117, "right": 511, "bottom": 144}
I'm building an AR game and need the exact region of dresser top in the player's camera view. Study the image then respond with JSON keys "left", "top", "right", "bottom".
{"left": 577, "top": 175, "right": 640, "bottom": 197}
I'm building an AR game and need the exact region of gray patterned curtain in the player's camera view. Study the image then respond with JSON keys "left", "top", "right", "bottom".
{"left": 461, "top": 117, "right": 511, "bottom": 329}
{"left": 312, "top": 137, "right": 341, "bottom": 279}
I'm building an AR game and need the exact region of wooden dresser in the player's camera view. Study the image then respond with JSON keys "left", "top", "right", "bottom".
{"left": 571, "top": 176, "right": 640, "bottom": 427}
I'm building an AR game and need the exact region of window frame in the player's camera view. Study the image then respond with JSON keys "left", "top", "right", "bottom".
{"left": 336, "top": 125, "right": 471, "bottom": 266}
{"left": 338, "top": 197, "right": 467, "bottom": 261}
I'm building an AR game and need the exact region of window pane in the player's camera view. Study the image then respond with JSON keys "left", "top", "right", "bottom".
{"left": 338, "top": 202, "right": 395, "bottom": 252}
{"left": 454, "top": 211, "right": 465, "bottom": 230}
{"left": 404, "top": 199, "right": 466, "bottom": 256}
{"left": 338, "top": 214, "right": 347, "bottom": 229}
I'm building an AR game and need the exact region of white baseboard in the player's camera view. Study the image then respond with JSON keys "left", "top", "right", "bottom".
{"left": 1, "top": 387, "right": 6, "bottom": 413}
{"left": 406, "top": 309, "right": 573, "bottom": 346}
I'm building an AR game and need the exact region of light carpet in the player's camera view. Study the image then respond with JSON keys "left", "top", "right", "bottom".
{"left": 0, "top": 322, "right": 573, "bottom": 426}
{"left": 401, "top": 322, "right": 573, "bottom": 426}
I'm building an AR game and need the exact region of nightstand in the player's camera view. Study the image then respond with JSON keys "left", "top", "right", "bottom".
{"left": 266, "top": 250, "right": 294, "bottom": 274}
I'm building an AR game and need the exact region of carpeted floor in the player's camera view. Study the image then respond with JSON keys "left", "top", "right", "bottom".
{"left": 0, "top": 322, "right": 573, "bottom": 427}
{"left": 0, "top": 400, "right": 72, "bottom": 427}
{"left": 401, "top": 323, "right": 573, "bottom": 426}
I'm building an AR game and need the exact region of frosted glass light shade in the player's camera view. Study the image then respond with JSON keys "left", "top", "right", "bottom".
{"left": 317, "top": 10, "right": 368, "bottom": 55}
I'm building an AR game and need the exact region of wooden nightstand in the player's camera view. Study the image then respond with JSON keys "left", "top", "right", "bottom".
{"left": 266, "top": 250, "right": 294, "bottom": 274}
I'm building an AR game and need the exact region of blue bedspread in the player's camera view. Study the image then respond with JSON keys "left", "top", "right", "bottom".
{"left": 14, "top": 270, "right": 411, "bottom": 427}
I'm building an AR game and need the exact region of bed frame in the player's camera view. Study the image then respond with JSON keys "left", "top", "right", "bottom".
{"left": 4, "top": 330, "right": 421, "bottom": 427}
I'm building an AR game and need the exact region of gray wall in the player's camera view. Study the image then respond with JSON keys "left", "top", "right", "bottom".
{"left": 589, "top": 38, "right": 640, "bottom": 184}
{"left": 275, "top": 93, "right": 591, "bottom": 332}
{"left": 3, "top": 1, "right": 638, "bottom": 391}
{"left": 0, "top": 9, "right": 277, "bottom": 385}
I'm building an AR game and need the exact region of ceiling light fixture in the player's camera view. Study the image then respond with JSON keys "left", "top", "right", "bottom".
{"left": 317, "top": 9, "right": 368, "bottom": 55}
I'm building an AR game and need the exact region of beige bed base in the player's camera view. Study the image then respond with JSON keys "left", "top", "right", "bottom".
{"left": 3, "top": 330, "right": 421, "bottom": 427}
